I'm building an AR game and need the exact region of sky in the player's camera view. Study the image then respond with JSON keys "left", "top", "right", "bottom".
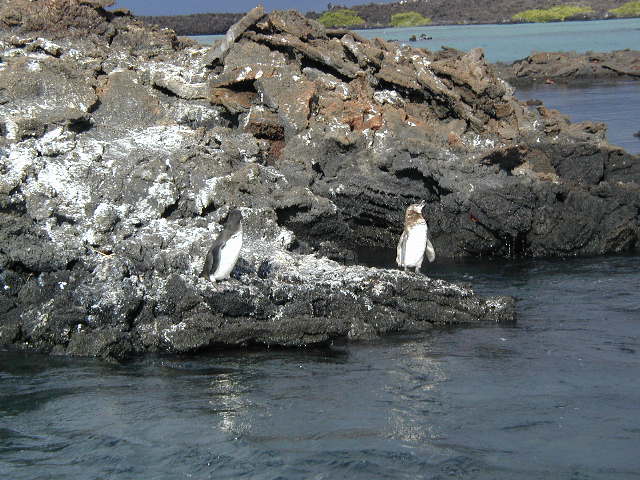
{"left": 113, "top": 0, "right": 397, "bottom": 16}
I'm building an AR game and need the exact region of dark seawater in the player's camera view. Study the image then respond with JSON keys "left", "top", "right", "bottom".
{"left": 516, "top": 82, "right": 640, "bottom": 155}
{"left": 2, "top": 255, "right": 640, "bottom": 479}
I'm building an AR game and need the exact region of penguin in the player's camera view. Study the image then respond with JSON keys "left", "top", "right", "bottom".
{"left": 202, "top": 209, "right": 243, "bottom": 282}
{"left": 396, "top": 200, "right": 435, "bottom": 273}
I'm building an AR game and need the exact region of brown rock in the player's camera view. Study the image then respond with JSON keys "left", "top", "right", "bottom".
{"left": 210, "top": 65, "right": 278, "bottom": 89}
{"left": 431, "top": 48, "right": 491, "bottom": 95}
{"left": 243, "top": 31, "right": 361, "bottom": 80}
{"left": 447, "top": 131, "right": 462, "bottom": 145}
{"left": 493, "top": 102, "right": 514, "bottom": 119}
{"left": 326, "top": 28, "right": 370, "bottom": 44}
{"left": 210, "top": 87, "right": 256, "bottom": 114}
{"left": 203, "top": 6, "right": 265, "bottom": 66}
{"left": 266, "top": 10, "right": 327, "bottom": 40}
{"left": 223, "top": 41, "right": 288, "bottom": 72}
{"left": 255, "top": 72, "right": 316, "bottom": 135}
{"left": 92, "top": 71, "right": 168, "bottom": 130}
{"left": 377, "top": 59, "right": 422, "bottom": 92}
{"left": 244, "top": 106, "right": 284, "bottom": 140}
{"left": 319, "top": 97, "right": 379, "bottom": 132}
{"left": 340, "top": 34, "right": 383, "bottom": 69}
{"left": 497, "top": 49, "right": 640, "bottom": 85}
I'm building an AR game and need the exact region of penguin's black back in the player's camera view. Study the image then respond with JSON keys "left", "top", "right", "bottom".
{"left": 202, "top": 209, "right": 243, "bottom": 277}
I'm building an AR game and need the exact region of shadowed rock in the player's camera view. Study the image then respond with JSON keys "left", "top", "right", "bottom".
{"left": 2, "top": 2, "right": 639, "bottom": 359}
{"left": 200, "top": 10, "right": 639, "bottom": 259}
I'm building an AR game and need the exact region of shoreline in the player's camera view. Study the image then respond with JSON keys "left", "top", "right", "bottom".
{"left": 492, "top": 49, "right": 640, "bottom": 85}
{"left": 185, "top": 19, "right": 640, "bottom": 82}
{"left": 152, "top": 14, "right": 639, "bottom": 36}
{"left": 2, "top": 3, "right": 639, "bottom": 359}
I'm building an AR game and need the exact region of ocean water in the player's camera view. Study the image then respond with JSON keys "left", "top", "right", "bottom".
{"left": 2, "top": 254, "right": 640, "bottom": 479}
{"left": 191, "top": 18, "right": 640, "bottom": 63}
{"left": 2, "top": 21, "right": 640, "bottom": 480}
{"left": 356, "top": 18, "right": 640, "bottom": 63}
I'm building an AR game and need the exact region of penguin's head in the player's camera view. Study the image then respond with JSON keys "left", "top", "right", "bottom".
{"left": 405, "top": 201, "right": 427, "bottom": 224}
{"left": 407, "top": 200, "right": 426, "bottom": 214}
{"left": 225, "top": 209, "right": 243, "bottom": 228}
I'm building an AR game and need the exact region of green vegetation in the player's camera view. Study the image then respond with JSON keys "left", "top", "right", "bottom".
{"left": 609, "top": 1, "right": 640, "bottom": 17}
{"left": 318, "top": 9, "right": 365, "bottom": 28}
{"left": 390, "top": 11, "right": 432, "bottom": 27}
{"left": 512, "top": 5, "right": 593, "bottom": 22}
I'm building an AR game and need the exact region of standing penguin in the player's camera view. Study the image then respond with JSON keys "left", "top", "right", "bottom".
{"left": 396, "top": 201, "right": 435, "bottom": 273}
{"left": 202, "top": 209, "right": 243, "bottom": 282}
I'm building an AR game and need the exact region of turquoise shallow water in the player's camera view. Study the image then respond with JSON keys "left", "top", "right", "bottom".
{"left": 191, "top": 18, "right": 640, "bottom": 63}
{"left": 356, "top": 18, "right": 640, "bottom": 63}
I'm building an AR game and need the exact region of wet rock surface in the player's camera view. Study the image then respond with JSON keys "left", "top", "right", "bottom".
{"left": 493, "top": 49, "right": 640, "bottom": 86}
{"left": 1, "top": 2, "right": 638, "bottom": 359}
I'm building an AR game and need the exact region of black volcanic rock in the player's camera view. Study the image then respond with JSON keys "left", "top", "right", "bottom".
{"left": 197, "top": 12, "right": 639, "bottom": 259}
{"left": 1, "top": 2, "right": 638, "bottom": 359}
{"left": 493, "top": 50, "right": 640, "bottom": 85}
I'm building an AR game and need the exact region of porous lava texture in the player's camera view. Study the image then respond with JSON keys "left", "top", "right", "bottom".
{"left": 3, "top": 2, "right": 638, "bottom": 359}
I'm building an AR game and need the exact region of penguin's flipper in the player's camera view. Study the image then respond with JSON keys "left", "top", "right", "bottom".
{"left": 202, "top": 238, "right": 223, "bottom": 278}
{"left": 425, "top": 234, "right": 436, "bottom": 263}
{"left": 396, "top": 230, "right": 408, "bottom": 266}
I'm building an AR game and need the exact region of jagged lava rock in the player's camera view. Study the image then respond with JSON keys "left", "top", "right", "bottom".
{"left": 0, "top": 2, "right": 636, "bottom": 359}
{"left": 199, "top": 12, "right": 640, "bottom": 259}
{"left": 493, "top": 50, "right": 640, "bottom": 86}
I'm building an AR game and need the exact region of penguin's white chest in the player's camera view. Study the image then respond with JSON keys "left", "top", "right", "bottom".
{"left": 211, "top": 231, "right": 242, "bottom": 281}
{"left": 398, "top": 223, "right": 427, "bottom": 267}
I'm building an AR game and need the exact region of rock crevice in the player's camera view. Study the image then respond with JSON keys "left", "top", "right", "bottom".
{"left": 1, "top": 3, "right": 638, "bottom": 359}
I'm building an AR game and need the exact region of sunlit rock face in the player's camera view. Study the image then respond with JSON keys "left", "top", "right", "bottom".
{"left": 493, "top": 50, "right": 640, "bottom": 86}
{"left": 1, "top": 2, "right": 637, "bottom": 359}
{"left": 199, "top": 8, "right": 639, "bottom": 260}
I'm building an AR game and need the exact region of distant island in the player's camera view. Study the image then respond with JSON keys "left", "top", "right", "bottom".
{"left": 141, "top": 0, "right": 640, "bottom": 35}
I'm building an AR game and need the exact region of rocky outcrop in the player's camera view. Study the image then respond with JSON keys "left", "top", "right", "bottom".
{"left": 493, "top": 49, "right": 640, "bottom": 85}
{"left": 0, "top": 1, "right": 520, "bottom": 360}
{"left": 196, "top": 11, "right": 640, "bottom": 259}
{"left": 2, "top": 3, "right": 639, "bottom": 360}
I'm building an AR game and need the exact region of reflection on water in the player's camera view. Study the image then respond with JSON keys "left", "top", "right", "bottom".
{"left": 387, "top": 340, "right": 447, "bottom": 446}
{"left": 208, "top": 372, "right": 250, "bottom": 435}
{"left": 1, "top": 255, "right": 640, "bottom": 479}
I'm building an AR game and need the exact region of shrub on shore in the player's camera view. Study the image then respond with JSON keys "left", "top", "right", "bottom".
{"left": 609, "top": 1, "right": 640, "bottom": 17}
{"left": 390, "top": 12, "right": 432, "bottom": 27}
{"left": 512, "top": 5, "right": 593, "bottom": 22}
{"left": 318, "top": 9, "right": 365, "bottom": 28}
